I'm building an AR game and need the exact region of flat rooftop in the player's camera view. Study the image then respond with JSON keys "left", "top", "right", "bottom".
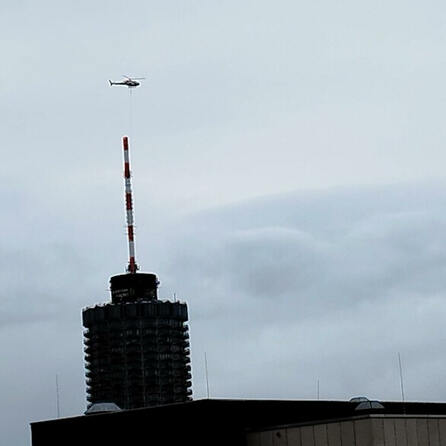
{"left": 31, "top": 398, "right": 446, "bottom": 446}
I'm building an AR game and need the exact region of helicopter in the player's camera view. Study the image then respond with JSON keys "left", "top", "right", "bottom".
{"left": 109, "top": 76, "right": 145, "bottom": 88}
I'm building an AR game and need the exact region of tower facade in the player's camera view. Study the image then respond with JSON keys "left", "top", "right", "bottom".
{"left": 83, "top": 273, "right": 192, "bottom": 409}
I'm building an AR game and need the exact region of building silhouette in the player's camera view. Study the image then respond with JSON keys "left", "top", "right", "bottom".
{"left": 81, "top": 136, "right": 192, "bottom": 410}
{"left": 32, "top": 398, "right": 446, "bottom": 446}
{"left": 82, "top": 272, "right": 192, "bottom": 410}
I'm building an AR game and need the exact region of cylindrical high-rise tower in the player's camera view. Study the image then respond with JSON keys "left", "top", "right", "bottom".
{"left": 82, "top": 136, "right": 192, "bottom": 410}
{"left": 83, "top": 274, "right": 192, "bottom": 409}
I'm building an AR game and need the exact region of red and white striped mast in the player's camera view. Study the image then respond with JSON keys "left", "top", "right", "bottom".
{"left": 122, "top": 135, "right": 138, "bottom": 273}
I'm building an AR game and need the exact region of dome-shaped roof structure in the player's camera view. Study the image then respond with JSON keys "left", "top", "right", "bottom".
{"left": 85, "top": 402, "right": 122, "bottom": 415}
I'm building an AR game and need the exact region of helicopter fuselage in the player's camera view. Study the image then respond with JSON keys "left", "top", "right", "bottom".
{"left": 109, "top": 80, "right": 140, "bottom": 88}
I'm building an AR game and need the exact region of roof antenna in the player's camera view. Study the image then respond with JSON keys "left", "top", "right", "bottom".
{"left": 122, "top": 136, "right": 139, "bottom": 273}
{"left": 204, "top": 352, "right": 210, "bottom": 399}
{"left": 398, "top": 352, "right": 406, "bottom": 402}
{"left": 56, "top": 374, "right": 60, "bottom": 418}
{"left": 317, "top": 379, "right": 320, "bottom": 400}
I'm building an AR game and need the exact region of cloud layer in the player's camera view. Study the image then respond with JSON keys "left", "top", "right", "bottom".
{"left": 2, "top": 182, "right": 446, "bottom": 444}
{"left": 3, "top": 1, "right": 446, "bottom": 444}
{"left": 159, "top": 183, "right": 446, "bottom": 401}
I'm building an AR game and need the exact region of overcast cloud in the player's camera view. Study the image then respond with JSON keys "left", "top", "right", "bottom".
{"left": 2, "top": 1, "right": 446, "bottom": 445}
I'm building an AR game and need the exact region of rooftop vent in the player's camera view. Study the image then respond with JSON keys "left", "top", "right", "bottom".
{"left": 349, "top": 396, "right": 370, "bottom": 403}
{"left": 355, "top": 400, "right": 385, "bottom": 411}
{"left": 85, "top": 402, "right": 122, "bottom": 415}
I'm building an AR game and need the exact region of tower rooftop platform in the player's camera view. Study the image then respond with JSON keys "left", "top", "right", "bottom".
{"left": 110, "top": 272, "right": 159, "bottom": 303}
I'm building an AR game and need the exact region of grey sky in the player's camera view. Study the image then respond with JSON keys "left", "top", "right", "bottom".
{"left": 2, "top": 1, "right": 446, "bottom": 444}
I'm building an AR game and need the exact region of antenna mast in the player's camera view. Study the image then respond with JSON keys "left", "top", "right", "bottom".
{"left": 122, "top": 135, "right": 138, "bottom": 273}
